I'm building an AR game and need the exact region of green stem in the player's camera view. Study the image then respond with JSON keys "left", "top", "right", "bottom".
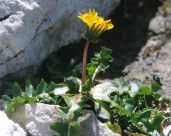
{"left": 144, "top": 95, "right": 148, "bottom": 107}
{"left": 82, "top": 40, "right": 90, "bottom": 84}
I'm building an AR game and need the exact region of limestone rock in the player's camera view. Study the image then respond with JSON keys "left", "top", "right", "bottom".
{"left": 163, "top": 125, "right": 171, "bottom": 136}
{"left": 10, "top": 103, "right": 120, "bottom": 136}
{"left": 0, "top": 0, "right": 120, "bottom": 78}
{"left": 0, "top": 111, "right": 26, "bottom": 136}
{"left": 149, "top": 15, "right": 166, "bottom": 34}
{"left": 123, "top": 3, "right": 171, "bottom": 98}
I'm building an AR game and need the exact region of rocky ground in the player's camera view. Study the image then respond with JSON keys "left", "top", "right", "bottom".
{"left": 122, "top": 0, "right": 171, "bottom": 97}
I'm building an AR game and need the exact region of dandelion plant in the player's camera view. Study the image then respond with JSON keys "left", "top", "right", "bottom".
{"left": 78, "top": 9, "right": 114, "bottom": 83}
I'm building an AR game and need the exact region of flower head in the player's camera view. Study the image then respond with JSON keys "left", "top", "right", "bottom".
{"left": 78, "top": 9, "right": 114, "bottom": 42}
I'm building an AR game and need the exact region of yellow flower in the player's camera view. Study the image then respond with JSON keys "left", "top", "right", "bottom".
{"left": 78, "top": 9, "right": 114, "bottom": 38}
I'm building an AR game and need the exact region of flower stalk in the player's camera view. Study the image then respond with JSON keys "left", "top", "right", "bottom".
{"left": 82, "top": 40, "right": 90, "bottom": 83}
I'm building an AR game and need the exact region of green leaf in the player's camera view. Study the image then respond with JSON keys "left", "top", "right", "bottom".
{"left": 61, "top": 95, "right": 74, "bottom": 107}
{"left": 151, "top": 112, "right": 165, "bottom": 131}
{"left": 136, "top": 108, "right": 156, "bottom": 121}
{"left": 152, "top": 93, "right": 162, "bottom": 101}
{"left": 14, "top": 96, "right": 26, "bottom": 104}
{"left": 58, "top": 107, "right": 69, "bottom": 120}
{"left": 84, "top": 47, "right": 113, "bottom": 92}
{"left": 123, "top": 98, "right": 135, "bottom": 112}
{"left": 70, "top": 121, "right": 81, "bottom": 136}
{"left": 5, "top": 96, "right": 26, "bottom": 114}
{"left": 151, "top": 81, "right": 161, "bottom": 92}
{"left": 47, "top": 82, "right": 65, "bottom": 93}
{"left": 50, "top": 121, "right": 80, "bottom": 136}
{"left": 50, "top": 122, "right": 69, "bottom": 136}
{"left": 73, "top": 110, "right": 84, "bottom": 122}
{"left": 82, "top": 78, "right": 93, "bottom": 92}
{"left": 5, "top": 101, "right": 16, "bottom": 114}
{"left": 12, "top": 82, "right": 22, "bottom": 97}
{"left": 25, "top": 83, "right": 34, "bottom": 97}
{"left": 1, "top": 95, "right": 11, "bottom": 113}
{"left": 133, "top": 108, "right": 166, "bottom": 135}
{"left": 95, "top": 99, "right": 110, "bottom": 120}
{"left": 112, "top": 94, "right": 123, "bottom": 106}
{"left": 125, "top": 103, "right": 135, "bottom": 112}
{"left": 90, "top": 82, "right": 116, "bottom": 102}
{"left": 106, "top": 122, "right": 122, "bottom": 134}
{"left": 138, "top": 86, "right": 153, "bottom": 95}
{"left": 1, "top": 95, "right": 11, "bottom": 101}
{"left": 35, "top": 79, "right": 47, "bottom": 95}
{"left": 115, "top": 79, "right": 129, "bottom": 94}
{"left": 64, "top": 76, "right": 80, "bottom": 93}
{"left": 129, "top": 81, "right": 140, "bottom": 97}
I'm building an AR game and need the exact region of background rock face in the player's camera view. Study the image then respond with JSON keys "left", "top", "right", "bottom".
{"left": 0, "top": 0, "right": 120, "bottom": 78}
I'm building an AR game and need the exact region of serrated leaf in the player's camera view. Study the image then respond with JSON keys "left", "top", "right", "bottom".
{"left": 35, "top": 79, "right": 47, "bottom": 95}
{"left": 84, "top": 47, "right": 113, "bottom": 92}
{"left": 12, "top": 82, "right": 22, "bottom": 97}
{"left": 25, "top": 83, "right": 34, "bottom": 97}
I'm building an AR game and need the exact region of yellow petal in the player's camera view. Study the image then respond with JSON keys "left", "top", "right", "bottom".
{"left": 78, "top": 9, "right": 114, "bottom": 40}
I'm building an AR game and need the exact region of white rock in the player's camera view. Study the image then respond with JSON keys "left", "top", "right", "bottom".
{"left": 149, "top": 15, "right": 166, "bottom": 34}
{"left": 163, "top": 125, "right": 171, "bottom": 136}
{"left": 80, "top": 111, "right": 120, "bottom": 136}
{"left": 0, "top": 111, "right": 26, "bottom": 136}
{"left": 10, "top": 103, "right": 120, "bottom": 136}
{"left": 0, "top": 0, "right": 120, "bottom": 78}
